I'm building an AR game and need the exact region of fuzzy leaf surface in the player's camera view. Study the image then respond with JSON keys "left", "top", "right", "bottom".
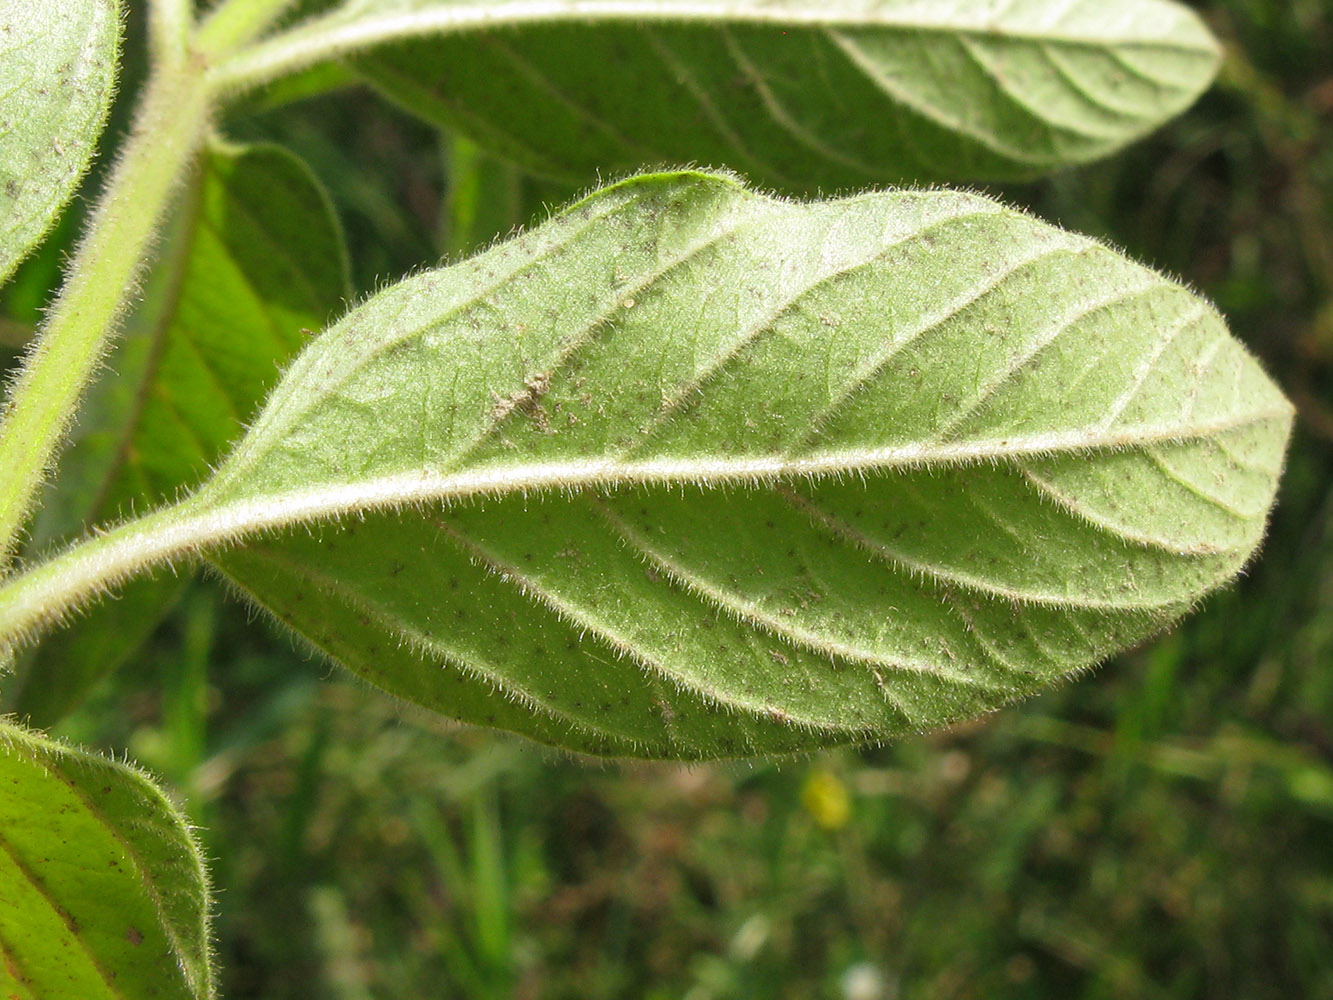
{"left": 9, "top": 143, "right": 347, "bottom": 725}
{"left": 0, "top": 0, "right": 119, "bottom": 285}
{"left": 0, "top": 721, "right": 213, "bottom": 998}
{"left": 275, "top": 0, "right": 1223, "bottom": 189}
{"left": 172, "top": 170, "right": 1292, "bottom": 759}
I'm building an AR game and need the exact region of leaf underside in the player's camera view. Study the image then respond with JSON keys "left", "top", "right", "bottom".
{"left": 0, "top": 722, "right": 212, "bottom": 999}
{"left": 322, "top": 0, "right": 1224, "bottom": 189}
{"left": 0, "top": 0, "right": 119, "bottom": 285}
{"left": 193, "top": 170, "right": 1291, "bottom": 759}
{"left": 9, "top": 144, "right": 347, "bottom": 725}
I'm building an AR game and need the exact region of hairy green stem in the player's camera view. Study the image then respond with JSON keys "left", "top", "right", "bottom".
{"left": 0, "top": 500, "right": 203, "bottom": 656}
{"left": 0, "top": 64, "right": 211, "bottom": 570}
{"left": 195, "top": 0, "right": 303, "bottom": 60}
{"left": 148, "top": 0, "right": 195, "bottom": 68}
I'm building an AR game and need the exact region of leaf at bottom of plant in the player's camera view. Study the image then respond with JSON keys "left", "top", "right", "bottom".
{"left": 0, "top": 721, "right": 213, "bottom": 998}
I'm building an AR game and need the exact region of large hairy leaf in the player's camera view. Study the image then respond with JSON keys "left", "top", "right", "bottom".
{"left": 0, "top": 171, "right": 1291, "bottom": 757}
{"left": 0, "top": 0, "right": 119, "bottom": 285}
{"left": 8, "top": 143, "right": 346, "bottom": 725}
{"left": 170, "top": 170, "right": 1286, "bottom": 758}
{"left": 253, "top": 0, "right": 1223, "bottom": 189}
{"left": 0, "top": 721, "right": 213, "bottom": 998}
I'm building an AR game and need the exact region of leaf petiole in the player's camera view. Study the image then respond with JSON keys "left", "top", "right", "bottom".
{"left": 194, "top": 0, "right": 304, "bottom": 61}
{"left": 147, "top": 0, "right": 195, "bottom": 68}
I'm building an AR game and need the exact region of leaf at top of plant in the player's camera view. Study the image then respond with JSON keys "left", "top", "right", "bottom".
{"left": 0, "top": 721, "right": 213, "bottom": 999}
{"left": 0, "top": 0, "right": 119, "bottom": 287}
{"left": 261, "top": 0, "right": 1223, "bottom": 190}
{"left": 165, "top": 169, "right": 1291, "bottom": 759}
{"left": 5, "top": 141, "right": 347, "bottom": 726}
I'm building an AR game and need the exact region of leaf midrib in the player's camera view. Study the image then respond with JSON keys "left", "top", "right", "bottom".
{"left": 306, "top": 1, "right": 1219, "bottom": 55}
{"left": 203, "top": 405, "right": 1289, "bottom": 518}
{"left": 2, "top": 404, "right": 1283, "bottom": 656}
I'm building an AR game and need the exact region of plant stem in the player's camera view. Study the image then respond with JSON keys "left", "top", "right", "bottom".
{"left": 194, "top": 0, "right": 302, "bottom": 60}
{"left": 148, "top": 0, "right": 195, "bottom": 69}
{"left": 0, "top": 64, "right": 211, "bottom": 570}
{"left": 0, "top": 498, "right": 210, "bottom": 655}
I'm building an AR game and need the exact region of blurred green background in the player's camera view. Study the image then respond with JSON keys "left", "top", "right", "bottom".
{"left": 5, "top": 1, "right": 1333, "bottom": 997}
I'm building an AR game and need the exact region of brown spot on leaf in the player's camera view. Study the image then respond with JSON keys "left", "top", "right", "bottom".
{"left": 491, "top": 371, "right": 553, "bottom": 430}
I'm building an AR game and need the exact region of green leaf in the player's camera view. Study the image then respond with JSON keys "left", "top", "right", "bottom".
{"left": 0, "top": 171, "right": 1292, "bottom": 758}
{"left": 184, "top": 169, "right": 1289, "bottom": 758}
{"left": 0, "top": 721, "right": 213, "bottom": 998}
{"left": 0, "top": 0, "right": 119, "bottom": 285}
{"left": 8, "top": 142, "right": 347, "bottom": 726}
{"left": 272, "top": 0, "right": 1222, "bottom": 189}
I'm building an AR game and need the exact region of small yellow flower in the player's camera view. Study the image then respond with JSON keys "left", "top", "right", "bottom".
{"left": 801, "top": 768, "right": 851, "bottom": 831}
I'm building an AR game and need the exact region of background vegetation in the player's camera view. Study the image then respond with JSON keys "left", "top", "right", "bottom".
{"left": 3, "top": 1, "right": 1331, "bottom": 997}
